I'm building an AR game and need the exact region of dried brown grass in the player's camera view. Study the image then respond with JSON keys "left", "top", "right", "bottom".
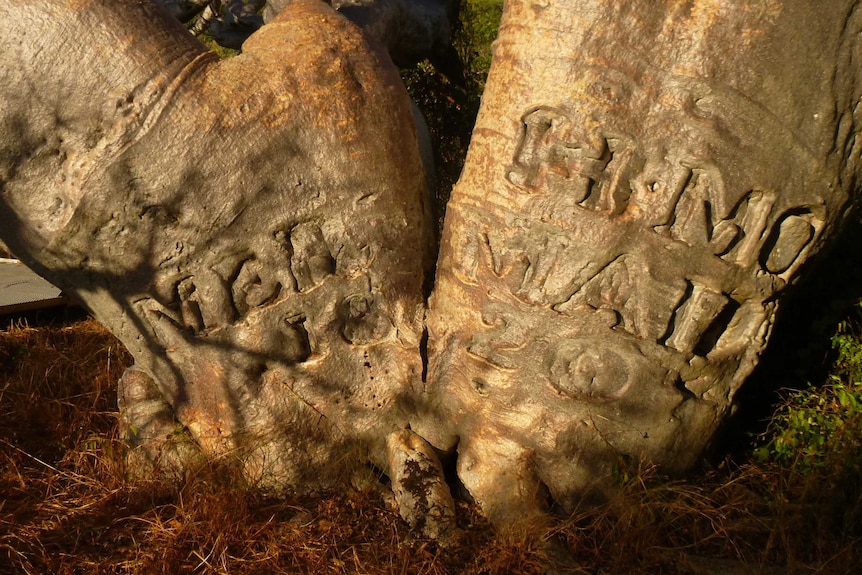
{"left": 1, "top": 316, "right": 859, "bottom": 574}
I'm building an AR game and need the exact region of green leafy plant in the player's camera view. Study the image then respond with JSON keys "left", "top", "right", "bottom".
{"left": 754, "top": 311, "right": 862, "bottom": 481}
{"left": 460, "top": 0, "right": 505, "bottom": 78}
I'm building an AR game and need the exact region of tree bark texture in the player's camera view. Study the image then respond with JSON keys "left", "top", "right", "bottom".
{"left": 424, "top": 0, "right": 862, "bottom": 521}
{"left": 1, "top": 0, "right": 435, "bottom": 495}
{"left": 2, "top": 0, "right": 861, "bottom": 529}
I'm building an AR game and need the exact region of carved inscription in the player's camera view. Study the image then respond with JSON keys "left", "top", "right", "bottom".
{"left": 456, "top": 105, "right": 830, "bottom": 393}
{"left": 547, "top": 337, "right": 645, "bottom": 402}
{"left": 505, "top": 106, "right": 823, "bottom": 273}
{"left": 662, "top": 281, "right": 732, "bottom": 354}
{"left": 142, "top": 220, "right": 342, "bottom": 343}
{"left": 291, "top": 222, "right": 335, "bottom": 291}
{"left": 232, "top": 258, "right": 282, "bottom": 316}
{"left": 341, "top": 293, "right": 393, "bottom": 345}
{"left": 761, "top": 211, "right": 816, "bottom": 274}
{"left": 508, "top": 107, "right": 607, "bottom": 201}
{"left": 668, "top": 171, "right": 741, "bottom": 255}
{"left": 466, "top": 304, "right": 531, "bottom": 369}
{"left": 481, "top": 223, "right": 580, "bottom": 306}
{"left": 472, "top": 227, "right": 743, "bottom": 359}
{"left": 508, "top": 107, "right": 640, "bottom": 215}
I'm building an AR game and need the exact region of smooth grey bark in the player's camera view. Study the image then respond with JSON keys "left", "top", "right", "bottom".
{"left": 2, "top": 0, "right": 862, "bottom": 532}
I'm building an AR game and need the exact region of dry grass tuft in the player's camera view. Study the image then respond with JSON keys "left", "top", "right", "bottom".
{"left": 1, "top": 316, "right": 860, "bottom": 574}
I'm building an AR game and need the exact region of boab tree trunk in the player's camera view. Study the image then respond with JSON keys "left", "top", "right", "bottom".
{"left": 1, "top": 0, "right": 861, "bottom": 532}
{"left": 0, "top": 0, "right": 439, "bottom": 523}
{"left": 423, "top": 0, "right": 862, "bottom": 522}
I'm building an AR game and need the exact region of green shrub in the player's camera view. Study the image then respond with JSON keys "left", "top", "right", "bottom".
{"left": 754, "top": 309, "right": 862, "bottom": 481}
{"left": 462, "top": 0, "right": 505, "bottom": 76}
